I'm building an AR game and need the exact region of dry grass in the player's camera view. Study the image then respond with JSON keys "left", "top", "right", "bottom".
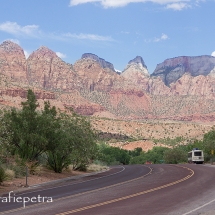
{"left": 4, "top": 169, "right": 15, "bottom": 181}
{"left": 87, "top": 163, "right": 108, "bottom": 172}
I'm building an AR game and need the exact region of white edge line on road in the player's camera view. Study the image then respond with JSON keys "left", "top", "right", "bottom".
{"left": 182, "top": 199, "right": 215, "bottom": 215}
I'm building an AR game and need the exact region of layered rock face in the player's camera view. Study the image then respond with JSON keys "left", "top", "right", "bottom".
{"left": 2, "top": 40, "right": 215, "bottom": 122}
{"left": 73, "top": 57, "right": 151, "bottom": 118}
{"left": 152, "top": 56, "right": 215, "bottom": 86}
{"left": 0, "top": 41, "right": 106, "bottom": 115}
{"left": 74, "top": 58, "right": 117, "bottom": 92}
{"left": 27, "top": 46, "right": 81, "bottom": 91}
{"left": 0, "top": 41, "right": 28, "bottom": 84}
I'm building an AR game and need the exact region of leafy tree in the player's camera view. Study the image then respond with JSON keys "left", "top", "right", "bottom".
{"left": 0, "top": 109, "right": 12, "bottom": 159}
{"left": 177, "top": 139, "right": 204, "bottom": 154}
{"left": 2, "top": 90, "right": 98, "bottom": 173}
{"left": 98, "top": 143, "right": 130, "bottom": 165}
{"left": 129, "top": 146, "right": 169, "bottom": 164}
{"left": 45, "top": 109, "right": 97, "bottom": 173}
{"left": 129, "top": 147, "right": 142, "bottom": 157}
{"left": 202, "top": 130, "right": 215, "bottom": 162}
{"left": 145, "top": 147, "right": 169, "bottom": 164}
{"left": 3, "top": 89, "right": 47, "bottom": 161}
{"left": 164, "top": 148, "right": 187, "bottom": 164}
{"left": 129, "top": 154, "right": 146, "bottom": 164}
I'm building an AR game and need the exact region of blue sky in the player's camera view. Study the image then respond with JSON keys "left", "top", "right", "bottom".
{"left": 0, "top": 0, "right": 215, "bottom": 73}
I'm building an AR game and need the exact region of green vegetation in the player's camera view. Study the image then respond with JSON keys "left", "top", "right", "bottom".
{"left": 0, "top": 166, "right": 6, "bottom": 183}
{"left": 130, "top": 146, "right": 169, "bottom": 164}
{"left": 163, "top": 148, "right": 187, "bottom": 164}
{"left": 153, "top": 136, "right": 185, "bottom": 146}
{"left": 202, "top": 130, "right": 215, "bottom": 162}
{"left": 0, "top": 89, "right": 98, "bottom": 179}
{"left": 1, "top": 89, "right": 215, "bottom": 184}
{"left": 98, "top": 143, "right": 130, "bottom": 165}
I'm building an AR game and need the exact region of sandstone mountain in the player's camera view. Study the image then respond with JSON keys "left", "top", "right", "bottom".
{"left": 1, "top": 40, "right": 215, "bottom": 123}
{"left": 81, "top": 53, "right": 115, "bottom": 72}
{"left": 151, "top": 55, "right": 215, "bottom": 86}
{"left": 121, "top": 56, "right": 150, "bottom": 82}
{"left": 0, "top": 41, "right": 28, "bottom": 84}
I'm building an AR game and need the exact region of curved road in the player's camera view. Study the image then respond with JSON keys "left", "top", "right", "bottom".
{"left": 1, "top": 164, "right": 215, "bottom": 215}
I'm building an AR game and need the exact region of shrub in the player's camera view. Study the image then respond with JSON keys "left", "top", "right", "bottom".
{"left": 87, "top": 163, "right": 108, "bottom": 172}
{"left": 0, "top": 166, "right": 6, "bottom": 183}
{"left": 164, "top": 148, "right": 187, "bottom": 164}
{"left": 12, "top": 164, "right": 26, "bottom": 178}
{"left": 4, "top": 169, "right": 15, "bottom": 180}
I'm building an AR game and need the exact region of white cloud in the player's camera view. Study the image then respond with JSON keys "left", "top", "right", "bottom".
{"left": 56, "top": 52, "right": 67, "bottom": 58}
{"left": 0, "top": 21, "right": 40, "bottom": 37}
{"left": 153, "top": 33, "right": 169, "bottom": 42}
{"left": 0, "top": 21, "right": 113, "bottom": 43}
{"left": 64, "top": 33, "right": 114, "bottom": 41}
{"left": 212, "top": 51, "right": 215, "bottom": 57}
{"left": 166, "top": 2, "right": 190, "bottom": 10}
{"left": 69, "top": 0, "right": 192, "bottom": 9}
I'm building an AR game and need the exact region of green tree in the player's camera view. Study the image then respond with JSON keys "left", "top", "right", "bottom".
{"left": 129, "top": 153, "right": 146, "bottom": 164}
{"left": 98, "top": 143, "right": 130, "bottom": 165}
{"left": 45, "top": 109, "right": 97, "bottom": 173}
{"left": 164, "top": 148, "right": 187, "bottom": 164}
{"left": 0, "top": 109, "right": 12, "bottom": 158}
{"left": 129, "top": 147, "right": 142, "bottom": 157}
{"left": 2, "top": 90, "right": 97, "bottom": 173}
{"left": 3, "top": 89, "right": 47, "bottom": 161}
{"left": 129, "top": 146, "right": 169, "bottom": 164}
{"left": 203, "top": 130, "right": 215, "bottom": 162}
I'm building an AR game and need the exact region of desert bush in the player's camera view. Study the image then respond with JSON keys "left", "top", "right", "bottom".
{"left": 12, "top": 164, "right": 26, "bottom": 178}
{"left": 26, "top": 161, "right": 40, "bottom": 175}
{"left": 87, "top": 163, "right": 108, "bottom": 172}
{"left": 4, "top": 169, "right": 15, "bottom": 180}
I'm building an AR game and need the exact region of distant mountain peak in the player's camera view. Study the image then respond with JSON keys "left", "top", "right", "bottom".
{"left": 0, "top": 40, "right": 24, "bottom": 53}
{"left": 122, "top": 56, "right": 149, "bottom": 77}
{"left": 81, "top": 53, "right": 115, "bottom": 72}
{"left": 28, "top": 46, "right": 57, "bottom": 59}
{"left": 128, "top": 56, "right": 147, "bottom": 68}
{"left": 152, "top": 55, "right": 215, "bottom": 86}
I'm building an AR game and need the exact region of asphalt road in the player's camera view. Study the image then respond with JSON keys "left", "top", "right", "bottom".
{"left": 1, "top": 164, "right": 215, "bottom": 215}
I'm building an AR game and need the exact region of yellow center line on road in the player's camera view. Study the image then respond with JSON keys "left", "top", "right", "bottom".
{"left": 0, "top": 165, "right": 152, "bottom": 214}
{"left": 57, "top": 165, "right": 194, "bottom": 215}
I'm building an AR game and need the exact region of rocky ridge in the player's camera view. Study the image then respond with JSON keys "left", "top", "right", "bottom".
{"left": 121, "top": 56, "right": 150, "bottom": 82}
{"left": 1, "top": 40, "right": 215, "bottom": 122}
{"left": 151, "top": 55, "right": 215, "bottom": 86}
{"left": 81, "top": 53, "right": 115, "bottom": 72}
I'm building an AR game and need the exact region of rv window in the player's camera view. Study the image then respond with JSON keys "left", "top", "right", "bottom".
{"left": 194, "top": 151, "right": 202, "bottom": 156}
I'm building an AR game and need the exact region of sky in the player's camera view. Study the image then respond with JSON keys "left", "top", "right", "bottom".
{"left": 0, "top": 0, "right": 215, "bottom": 74}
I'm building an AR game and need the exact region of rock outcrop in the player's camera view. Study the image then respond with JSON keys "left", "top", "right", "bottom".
{"left": 152, "top": 56, "right": 215, "bottom": 86}
{"left": 0, "top": 41, "right": 28, "bottom": 84}
{"left": 121, "top": 56, "right": 150, "bottom": 85}
{"left": 81, "top": 53, "right": 115, "bottom": 72}
{"left": 74, "top": 58, "right": 118, "bottom": 92}
{"left": 27, "top": 46, "right": 80, "bottom": 91}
